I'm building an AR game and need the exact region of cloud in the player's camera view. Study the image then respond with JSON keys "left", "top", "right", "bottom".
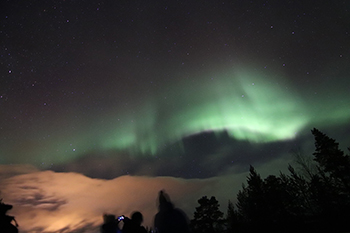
{"left": 50, "top": 130, "right": 302, "bottom": 180}
{"left": 0, "top": 156, "right": 295, "bottom": 233}
{"left": 0, "top": 166, "right": 220, "bottom": 232}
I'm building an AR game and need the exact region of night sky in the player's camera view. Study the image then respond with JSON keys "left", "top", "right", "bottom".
{"left": 1, "top": 1, "right": 350, "bottom": 232}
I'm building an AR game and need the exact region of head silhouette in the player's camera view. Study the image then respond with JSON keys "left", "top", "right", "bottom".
{"left": 158, "top": 190, "right": 173, "bottom": 212}
{"left": 154, "top": 190, "right": 190, "bottom": 233}
{"left": 131, "top": 211, "right": 143, "bottom": 226}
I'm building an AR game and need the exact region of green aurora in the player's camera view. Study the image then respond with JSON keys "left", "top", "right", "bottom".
{"left": 2, "top": 68, "right": 349, "bottom": 166}
{"left": 40, "top": 70, "right": 350, "bottom": 163}
{"left": 102, "top": 70, "right": 306, "bottom": 153}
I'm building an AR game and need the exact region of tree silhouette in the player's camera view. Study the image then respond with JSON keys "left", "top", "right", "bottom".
{"left": 311, "top": 128, "right": 350, "bottom": 192}
{"left": 236, "top": 167, "right": 294, "bottom": 232}
{"left": 234, "top": 128, "right": 350, "bottom": 233}
{"left": 282, "top": 165, "right": 315, "bottom": 217}
{"left": 190, "top": 196, "right": 224, "bottom": 233}
{"left": 226, "top": 200, "right": 240, "bottom": 233}
{"left": 236, "top": 165, "right": 264, "bottom": 224}
{"left": 308, "top": 128, "right": 350, "bottom": 232}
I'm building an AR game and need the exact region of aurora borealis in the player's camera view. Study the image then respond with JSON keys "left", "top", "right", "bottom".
{"left": 2, "top": 67, "right": 349, "bottom": 166}
{"left": 1, "top": 1, "right": 350, "bottom": 232}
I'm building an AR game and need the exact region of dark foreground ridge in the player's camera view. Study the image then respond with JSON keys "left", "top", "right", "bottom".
{"left": 2, "top": 129, "right": 350, "bottom": 233}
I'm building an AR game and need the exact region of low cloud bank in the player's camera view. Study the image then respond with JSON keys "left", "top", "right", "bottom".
{"left": 0, "top": 166, "right": 227, "bottom": 232}
{"left": 0, "top": 158, "right": 290, "bottom": 233}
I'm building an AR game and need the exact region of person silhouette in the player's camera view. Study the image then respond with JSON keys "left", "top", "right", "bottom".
{"left": 100, "top": 214, "right": 119, "bottom": 233}
{"left": 121, "top": 211, "right": 147, "bottom": 233}
{"left": 154, "top": 190, "right": 190, "bottom": 233}
{"left": 0, "top": 200, "right": 19, "bottom": 233}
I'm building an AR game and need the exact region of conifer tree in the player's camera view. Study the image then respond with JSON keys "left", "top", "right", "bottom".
{"left": 191, "top": 196, "right": 224, "bottom": 233}
{"left": 311, "top": 128, "right": 350, "bottom": 192}
{"left": 236, "top": 165, "right": 264, "bottom": 223}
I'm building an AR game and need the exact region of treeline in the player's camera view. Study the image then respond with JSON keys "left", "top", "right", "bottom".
{"left": 190, "top": 128, "right": 350, "bottom": 233}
